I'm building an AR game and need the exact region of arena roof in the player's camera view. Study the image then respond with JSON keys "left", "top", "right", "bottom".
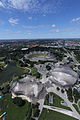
{"left": 49, "top": 67, "right": 78, "bottom": 86}
{"left": 10, "top": 76, "right": 46, "bottom": 103}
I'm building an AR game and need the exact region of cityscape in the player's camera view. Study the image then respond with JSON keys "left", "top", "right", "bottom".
{"left": 0, "top": 0, "right": 80, "bottom": 120}
{"left": 0, "top": 39, "right": 80, "bottom": 120}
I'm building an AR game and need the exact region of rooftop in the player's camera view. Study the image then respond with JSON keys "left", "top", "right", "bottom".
{"left": 49, "top": 67, "right": 78, "bottom": 87}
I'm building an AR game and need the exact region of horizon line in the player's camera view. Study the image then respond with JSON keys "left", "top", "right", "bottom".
{"left": 0, "top": 38, "right": 80, "bottom": 41}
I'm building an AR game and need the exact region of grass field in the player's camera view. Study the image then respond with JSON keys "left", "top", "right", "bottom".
{"left": 0, "top": 62, "right": 5, "bottom": 67}
{"left": 0, "top": 95, "right": 78, "bottom": 120}
{"left": 44, "top": 93, "right": 71, "bottom": 111}
{"left": 73, "top": 104, "right": 80, "bottom": 114}
{"left": 18, "top": 65, "right": 38, "bottom": 76}
{"left": 39, "top": 109, "right": 78, "bottom": 120}
{"left": 31, "top": 67, "right": 37, "bottom": 76}
{"left": 0, "top": 57, "right": 5, "bottom": 61}
{"left": 28, "top": 53, "right": 48, "bottom": 58}
{"left": 0, "top": 94, "right": 32, "bottom": 120}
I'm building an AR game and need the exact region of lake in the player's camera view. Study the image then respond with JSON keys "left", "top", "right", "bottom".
{"left": 0, "top": 62, "right": 24, "bottom": 85}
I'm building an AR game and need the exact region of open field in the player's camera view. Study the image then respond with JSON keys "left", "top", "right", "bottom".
{"left": 0, "top": 62, "right": 5, "bottom": 67}
{"left": 44, "top": 93, "right": 71, "bottom": 111}
{"left": 18, "top": 64, "right": 38, "bottom": 76}
{"left": 39, "top": 109, "right": 78, "bottom": 120}
{"left": 0, "top": 94, "right": 32, "bottom": 120}
{"left": 73, "top": 104, "right": 80, "bottom": 114}
{"left": 28, "top": 53, "right": 48, "bottom": 58}
{"left": 0, "top": 57, "right": 5, "bottom": 61}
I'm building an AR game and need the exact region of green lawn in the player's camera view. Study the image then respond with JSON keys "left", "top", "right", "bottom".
{"left": 44, "top": 93, "right": 71, "bottom": 111}
{"left": 18, "top": 63, "right": 37, "bottom": 76}
{"left": 31, "top": 67, "right": 37, "bottom": 76}
{"left": 0, "top": 62, "right": 5, "bottom": 67}
{"left": 0, "top": 94, "right": 32, "bottom": 120}
{"left": 28, "top": 53, "right": 48, "bottom": 58}
{"left": 0, "top": 95, "right": 78, "bottom": 120}
{"left": 73, "top": 104, "right": 80, "bottom": 114}
{"left": 39, "top": 109, "right": 78, "bottom": 120}
{"left": 0, "top": 57, "right": 5, "bottom": 61}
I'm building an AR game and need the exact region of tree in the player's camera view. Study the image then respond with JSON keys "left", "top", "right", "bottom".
{"left": 30, "top": 63, "right": 34, "bottom": 67}
{"left": 61, "top": 89, "right": 64, "bottom": 93}
{"left": 73, "top": 88, "right": 80, "bottom": 103}
{"left": 13, "top": 97, "right": 26, "bottom": 107}
{"left": 57, "top": 87, "right": 60, "bottom": 91}
{"left": 46, "top": 65, "right": 51, "bottom": 71}
{"left": 2, "top": 85, "right": 10, "bottom": 94}
{"left": 36, "top": 72, "right": 41, "bottom": 79}
{"left": 66, "top": 88, "right": 73, "bottom": 102}
{"left": 34, "top": 109, "right": 40, "bottom": 117}
{"left": 78, "top": 101, "right": 80, "bottom": 109}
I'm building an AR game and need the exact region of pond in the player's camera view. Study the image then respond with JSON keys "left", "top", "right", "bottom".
{"left": 0, "top": 62, "right": 24, "bottom": 85}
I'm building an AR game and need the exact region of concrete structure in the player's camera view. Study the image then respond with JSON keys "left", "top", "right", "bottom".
{"left": 10, "top": 66, "right": 79, "bottom": 104}
{"left": 10, "top": 76, "right": 46, "bottom": 104}
{"left": 49, "top": 67, "right": 78, "bottom": 87}
{"left": 24, "top": 51, "right": 55, "bottom": 62}
{"left": 10, "top": 65, "right": 80, "bottom": 120}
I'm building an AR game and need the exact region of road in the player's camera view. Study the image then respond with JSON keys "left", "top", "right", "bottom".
{"left": 47, "top": 86, "right": 80, "bottom": 120}
{"left": 43, "top": 105, "right": 79, "bottom": 119}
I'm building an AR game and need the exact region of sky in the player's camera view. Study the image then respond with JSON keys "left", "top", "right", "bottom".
{"left": 0, "top": 0, "right": 80, "bottom": 39}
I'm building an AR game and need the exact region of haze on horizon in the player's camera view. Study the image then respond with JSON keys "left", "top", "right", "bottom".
{"left": 0, "top": 0, "right": 80, "bottom": 39}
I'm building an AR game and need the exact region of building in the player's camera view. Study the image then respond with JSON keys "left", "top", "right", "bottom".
{"left": 49, "top": 67, "right": 78, "bottom": 87}
{"left": 10, "top": 76, "right": 46, "bottom": 104}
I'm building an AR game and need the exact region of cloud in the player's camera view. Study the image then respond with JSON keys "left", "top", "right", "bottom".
{"left": 55, "top": 29, "right": 60, "bottom": 32}
{"left": 0, "top": 1, "right": 4, "bottom": 7}
{"left": 0, "top": 0, "right": 63, "bottom": 13}
{"left": 71, "top": 17, "right": 80, "bottom": 22}
{"left": 23, "top": 24, "right": 56, "bottom": 29}
{"left": 52, "top": 24, "right": 56, "bottom": 27}
{"left": 50, "top": 27, "right": 80, "bottom": 33}
{"left": 8, "top": 18, "right": 19, "bottom": 25}
{"left": 28, "top": 32, "right": 31, "bottom": 35}
{"left": 43, "top": 14, "right": 46, "bottom": 17}
{"left": 50, "top": 29, "right": 60, "bottom": 32}
{"left": 7, "top": 0, "right": 30, "bottom": 10}
{"left": 0, "top": 0, "right": 39, "bottom": 11}
{"left": 28, "top": 16, "right": 32, "bottom": 20}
